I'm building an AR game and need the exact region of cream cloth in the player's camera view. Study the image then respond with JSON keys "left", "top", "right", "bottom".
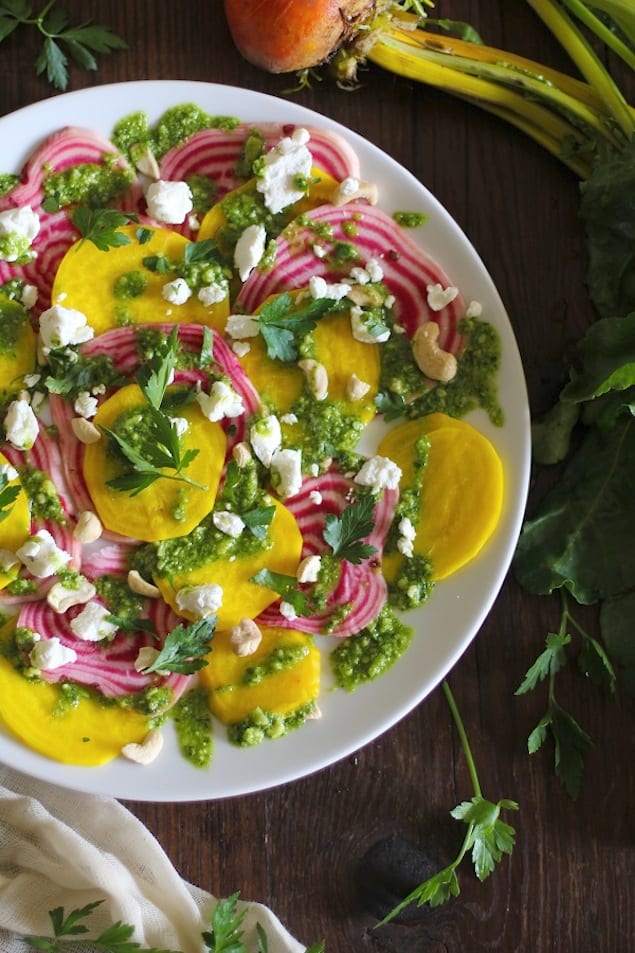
{"left": 0, "top": 765, "right": 305, "bottom": 953}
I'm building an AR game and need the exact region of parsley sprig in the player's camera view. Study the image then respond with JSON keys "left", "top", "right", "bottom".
{"left": 71, "top": 207, "right": 137, "bottom": 252}
{"left": 0, "top": 470, "right": 20, "bottom": 523}
{"left": 22, "top": 896, "right": 325, "bottom": 953}
{"left": 515, "top": 590, "right": 614, "bottom": 799}
{"left": 250, "top": 568, "right": 312, "bottom": 617}
{"left": 257, "top": 292, "right": 335, "bottom": 362}
{"left": 0, "top": 1, "right": 126, "bottom": 91}
{"left": 323, "top": 493, "right": 377, "bottom": 564}
{"left": 378, "top": 680, "right": 519, "bottom": 923}
{"left": 141, "top": 617, "right": 216, "bottom": 675}
{"left": 104, "top": 328, "right": 206, "bottom": 496}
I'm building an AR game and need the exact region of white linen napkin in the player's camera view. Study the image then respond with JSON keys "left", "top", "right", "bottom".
{"left": 0, "top": 765, "right": 305, "bottom": 953}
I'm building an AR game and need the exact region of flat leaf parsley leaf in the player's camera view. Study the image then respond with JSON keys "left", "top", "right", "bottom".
{"left": 323, "top": 493, "right": 377, "bottom": 564}
{"left": 72, "top": 207, "right": 137, "bottom": 252}
{"left": 141, "top": 618, "right": 216, "bottom": 675}
{"left": 0, "top": 471, "right": 20, "bottom": 523}
{"left": 258, "top": 291, "right": 334, "bottom": 362}
{"left": 24, "top": 899, "right": 179, "bottom": 953}
{"left": 250, "top": 568, "right": 311, "bottom": 617}
{"left": 0, "top": 1, "right": 127, "bottom": 91}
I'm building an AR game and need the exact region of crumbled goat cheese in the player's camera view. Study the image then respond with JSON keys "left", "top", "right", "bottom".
{"left": 16, "top": 529, "right": 71, "bottom": 578}
{"left": 74, "top": 391, "right": 98, "bottom": 419}
{"left": 354, "top": 455, "right": 402, "bottom": 491}
{"left": 213, "top": 510, "right": 245, "bottom": 538}
{"left": 234, "top": 223, "right": 266, "bottom": 282}
{"left": 198, "top": 282, "right": 228, "bottom": 306}
{"left": 176, "top": 584, "right": 223, "bottom": 618}
{"left": 0, "top": 462, "right": 18, "bottom": 482}
{"left": 169, "top": 416, "right": 189, "bottom": 437}
{"left": 350, "top": 305, "right": 391, "bottom": 344}
{"left": 270, "top": 447, "right": 302, "bottom": 498}
{"left": 4, "top": 398, "right": 39, "bottom": 450}
{"left": 21, "top": 284, "right": 38, "bottom": 309}
{"left": 225, "top": 313, "right": 260, "bottom": 338}
{"left": 70, "top": 601, "right": 119, "bottom": 642}
{"left": 39, "top": 305, "right": 94, "bottom": 352}
{"left": 365, "top": 258, "right": 384, "bottom": 282}
{"left": 466, "top": 299, "right": 483, "bottom": 318}
{"left": 145, "top": 180, "right": 193, "bottom": 224}
{"left": 162, "top": 277, "right": 192, "bottom": 305}
{"left": 309, "top": 275, "right": 351, "bottom": 301}
{"left": 196, "top": 380, "right": 244, "bottom": 422}
{"left": 250, "top": 415, "right": 282, "bottom": 467}
{"left": 279, "top": 600, "right": 298, "bottom": 621}
{"left": 30, "top": 637, "right": 76, "bottom": 671}
{"left": 255, "top": 128, "right": 313, "bottom": 214}
{"left": 0, "top": 206, "right": 40, "bottom": 260}
{"left": 426, "top": 283, "right": 459, "bottom": 311}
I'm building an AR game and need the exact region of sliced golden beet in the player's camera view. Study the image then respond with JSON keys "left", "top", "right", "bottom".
{"left": 0, "top": 295, "right": 37, "bottom": 398}
{"left": 200, "top": 625, "right": 320, "bottom": 724}
{"left": 154, "top": 496, "right": 303, "bottom": 631}
{"left": 237, "top": 300, "right": 379, "bottom": 441}
{"left": 83, "top": 384, "right": 226, "bottom": 542}
{"left": 0, "top": 629, "right": 149, "bottom": 766}
{"left": 198, "top": 167, "right": 338, "bottom": 250}
{"left": 0, "top": 451, "right": 31, "bottom": 590}
{"left": 378, "top": 415, "right": 504, "bottom": 580}
{"left": 51, "top": 225, "right": 228, "bottom": 335}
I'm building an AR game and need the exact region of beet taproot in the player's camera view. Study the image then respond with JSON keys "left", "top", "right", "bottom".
{"left": 224, "top": 0, "right": 376, "bottom": 73}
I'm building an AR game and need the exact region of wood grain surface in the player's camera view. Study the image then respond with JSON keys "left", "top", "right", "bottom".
{"left": 1, "top": 3, "right": 633, "bottom": 951}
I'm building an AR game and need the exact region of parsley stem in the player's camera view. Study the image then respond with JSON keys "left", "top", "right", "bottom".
{"left": 442, "top": 678, "right": 481, "bottom": 798}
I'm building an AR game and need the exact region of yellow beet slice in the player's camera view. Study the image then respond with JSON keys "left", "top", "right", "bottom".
{"left": 378, "top": 415, "right": 504, "bottom": 580}
{"left": 83, "top": 384, "right": 226, "bottom": 542}
{"left": 51, "top": 225, "right": 228, "bottom": 335}
{"left": 0, "top": 451, "right": 31, "bottom": 590}
{"left": 200, "top": 625, "right": 320, "bottom": 724}
{"left": 0, "top": 629, "right": 149, "bottom": 766}
{"left": 237, "top": 302, "right": 379, "bottom": 438}
{"left": 155, "top": 497, "right": 303, "bottom": 631}
{"left": 0, "top": 295, "right": 36, "bottom": 398}
{"left": 198, "top": 167, "right": 338, "bottom": 248}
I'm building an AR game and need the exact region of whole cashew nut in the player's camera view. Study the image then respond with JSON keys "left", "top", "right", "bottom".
{"left": 412, "top": 322, "right": 458, "bottom": 383}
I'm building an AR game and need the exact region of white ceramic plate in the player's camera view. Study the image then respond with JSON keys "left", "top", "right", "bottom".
{"left": 0, "top": 81, "right": 530, "bottom": 801}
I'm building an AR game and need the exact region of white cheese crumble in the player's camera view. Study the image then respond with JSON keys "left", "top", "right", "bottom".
{"left": 365, "top": 258, "right": 384, "bottom": 283}
{"left": 466, "top": 299, "right": 483, "bottom": 318}
{"left": 309, "top": 490, "right": 323, "bottom": 505}
{"left": 279, "top": 600, "right": 298, "bottom": 621}
{"left": 169, "top": 416, "right": 189, "bottom": 438}
{"left": 309, "top": 275, "right": 351, "bottom": 301}
{"left": 270, "top": 447, "right": 302, "bottom": 498}
{"left": 225, "top": 313, "right": 260, "bottom": 339}
{"left": 234, "top": 223, "right": 266, "bottom": 282}
{"left": 16, "top": 529, "right": 71, "bottom": 578}
{"left": 0, "top": 462, "right": 18, "bottom": 482}
{"left": 4, "top": 397, "right": 40, "bottom": 450}
{"left": 354, "top": 455, "right": 402, "bottom": 491}
{"left": 21, "top": 284, "right": 38, "bottom": 309}
{"left": 145, "top": 179, "right": 193, "bottom": 224}
{"left": 426, "top": 282, "right": 459, "bottom": 311}
{"left": 161, "top": 277, "right": 192, "bottom": 305}
{"left": 0, "top": 206, "right": 40, "bottom": 261}
{"left": 195, "top": 380, "right": 244, "bottom": 422}
{"left": 255, "top": 127, "right": 312, "bottom": 214}
{"left": 212, "top": 510, "right": 245, "bottom": 538}
{"left": 176, "top": 583, "right": 223, "bottom": 618}
{"left": 250, "top": 415, "right": 282, "bottom": 467}
{"left": 30, "top": 636, "right": 76, "bottom": 671}
{"left": 198, "top": 281, "right": 229, "bottom": 306}
{"left": 231, "top": 340, "right": 251, "bottom": 358}
{"left": 350, "top": 305, "right": 391, "bottom": 344}
{"left": 0, "top": 549, "right": 19, "bottom": 571}
{"left": 70, "top": 601, "right": 119, "bottom": 642}
{"left": 73, "top": 391, "right": 98, "bottom": 419}
{"left": 39, "top": 305, "right": 94, "bottom": 352}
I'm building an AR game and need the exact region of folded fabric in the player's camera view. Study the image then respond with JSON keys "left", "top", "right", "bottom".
{"left": 0, "top": 765, "right": 305, "bottom": 953}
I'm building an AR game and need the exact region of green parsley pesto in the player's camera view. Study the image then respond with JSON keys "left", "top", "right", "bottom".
{"left": 242, "top": 643, "right": 310, "bottom": 686}
{"left": 42, "top": 160, "right": 134, "bottom": 210}
{"left": 380, "top": 317, "right": 503, "bottom": 425}
{"left": 113, "top": 270, "right": 147, "bottom": 299}
{"left": 227, "top": 702, "right": 316, "bottom": 747}
{"left": 171, "top": 687, "right": 213, "bottom": 768}
{"left": 393, "top": 211, "right": 428, "bottom": 228}
{"left": 0, "top": 297, "right": 29, "bottom": 354}
{"left": 112, "top": 105, "right": 240, "bottom": 162}
{"left": 94, "top": 574, "right": 145, "bottom": 620}
{"left": 330, "top": 605, "right": 413, "bottom": 691}
{"left": 0, "top": 173, "right": 18, "bottom": 197}
{"left": 18, "top": 465, "right": 66, "bottom": 523}
{"left": 285, "top": 394, "right": 365, "bottom": 470}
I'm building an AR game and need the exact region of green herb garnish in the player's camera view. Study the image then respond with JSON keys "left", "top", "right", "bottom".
{"left": 140, "top": 618, "right": 216, "bottom": 675}
{"left": 0, "top": 471, "right": 20, "bottom": 522}
{"left": 0, "top": 1, "right": 126, "bottom": 91}
{"left": 323, "top": 494, "right": 377, "bottom": 564}
{"left": 250, "top": 568, "right": 311, "bottom": 617}
{"left": 257, "top": 291, "right": 334, "bottom": 362}
{"left": 71, "top": 207, "right": 137, "bottom": 252}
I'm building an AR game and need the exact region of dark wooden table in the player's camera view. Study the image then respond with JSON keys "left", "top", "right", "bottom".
{"left": 1, "top": 3, "right": 633, "bottom": 951}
